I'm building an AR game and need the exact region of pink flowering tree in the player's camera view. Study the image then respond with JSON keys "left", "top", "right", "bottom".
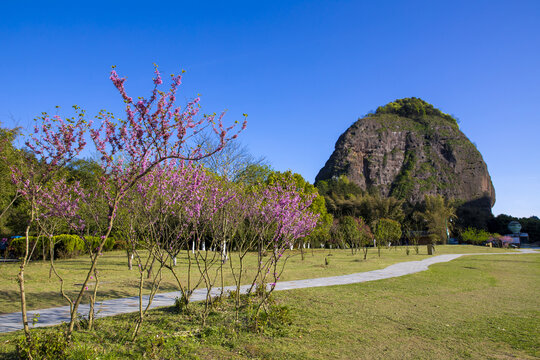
{"left": 34, "top": 178, "right": 88, "bottom": 316}
{"left": 57, "top": 66, "right": 246, "bottom": 339}
{"left": 13, "top": 65, "right": 246, "bottom": 341}
{"left": 35, "top": 178, "right": 86, "bottom": 263}
{"left": 115, "top": 161, "right": 229, "bottom": 337}
{"left": 116, "top": 162, "right": 237, "bottom": 330}
{"left": 225, "top": 186, "right": 273, "bottom": 321}
{"left": 237, "top": 179, "right": 319, "bottom": 325}
{"left": 10, "top": 109, "right": 89, "bottom": 340}
{"left": 190, "top": 175, "right": 237, "bottom": 325}
{"left": 115, "top": 165, "right": 174, "bottom": 339}
{"left": 499, "top": 235, "right": 513, "bottom": 248}
{"left": 143, "top": 163, "right": 213, "bottom": 303}
{"left": 257, "top": 182, "right": 319, "bottom": 289}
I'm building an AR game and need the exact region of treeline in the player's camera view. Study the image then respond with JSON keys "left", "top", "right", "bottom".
{"left": 488, "top": 214, "right": 540, "bottom": 243}
{"left": 316, "top": 175, "right": 455, "bottom": 244}
{"left": 315, "top": 175, "right": 539, "bottom": 245}
{"left": 0, "top": 128, "right": 327, "bottom": 255}
{"left": 3, "top": 124, "right": 538, "bottom": 253}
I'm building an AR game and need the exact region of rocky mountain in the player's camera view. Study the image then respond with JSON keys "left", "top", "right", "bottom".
{"left": 315, "top": 98, "right": 495, "bottom": 227}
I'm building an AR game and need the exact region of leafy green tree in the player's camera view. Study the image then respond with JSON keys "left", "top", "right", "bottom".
{"left": 66, "top": 158, "right": 104, "bottom": 190}
{"left": 0, "top": 127, "right": 21, "bottom": 234}
{"left": 316, "top": 176, "right": 405, "bottom": 227}
{"left": 339, "top": 216, "right": 361, "bottom": 254}
{"left": 357, "top": 217, "right": 373, "bottom": 260}
{"left": 374, "top": 218, "right": 401, "bottom": 257}
{"left": 487, "top": 214, "right": 516, "bottom": 235}
{"left": 315, "top": 175, "right": 364, "bottom": 216}
{"left": 417, "top": 195, "right": 456, "bottom": 244}
{"left": 235, "top": 163, "right": 273, "bottom": 186}
{"left": 361, "top": 194, "right": 404, "bottom": 226}
{"left": 520, "top": 216, "right": 540, "bottom": 243}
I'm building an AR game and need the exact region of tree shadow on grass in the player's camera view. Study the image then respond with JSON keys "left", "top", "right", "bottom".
{"left": 464, "top": 257, "right": 539, "bottom": 264}
{"left": 0, "top": 350, "right": 17, "bottom": 360}
{"left": 0, "top": 281, "right": 181, "bottom": 314}
{"left": 153, "top": 305, "right": 178, "bottom": 315}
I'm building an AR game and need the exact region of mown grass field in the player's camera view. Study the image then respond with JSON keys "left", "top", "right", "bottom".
{"left": 0, "top": 245, "right": 516, "bottom": 313}
{"left": 0, "top": 247, "right": 537, "bottom": 359}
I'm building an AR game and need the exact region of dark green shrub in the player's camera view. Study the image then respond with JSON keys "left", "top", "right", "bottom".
{"left": 87, "top": 235, "right": 115, "bottom": 252}
{"left": 103, "top": 236, "right": 115, "bottom": 251}
{"left": 16, "top": 330, "right": 69, "bottom": 360}
{"left": 55, "top": 234, "right": 85, "bottom": 258}
{"left": 9, "top": 237, "right": 44, "bottom": 259}
{"left": 174, "top": 292, "right": 191, "bottom": 314}
{"left": 8, "top": 237, "right": 25, "bottom": 258}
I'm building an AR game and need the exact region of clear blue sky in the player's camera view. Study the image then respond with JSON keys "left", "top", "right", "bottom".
{"left": 1, "top": 0, "right": 539, "bottom": 217}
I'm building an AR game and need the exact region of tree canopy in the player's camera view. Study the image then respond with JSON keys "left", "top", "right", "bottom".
{"left": 415, "top": 195, "right": 456, "bottom": 244}
{"left": 267, "top": 170, "right": 333, "bottom": 244}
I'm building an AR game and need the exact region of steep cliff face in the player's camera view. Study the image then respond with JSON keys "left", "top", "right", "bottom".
{"left": 315, "top": 98, "right": 495, "bottom": 215}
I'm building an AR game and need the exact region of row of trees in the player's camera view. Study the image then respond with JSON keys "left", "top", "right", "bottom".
{"left": 0, "top": 67, "right": 320, "bottom": 347}
{"left": 331, "top": 216, "right": 402, "bottom": 258}
{"left": 318, "top": 174, "right": 540, "bottom": 250}
{"left": 317, "top": 175, "right": 457, "bottom": 246}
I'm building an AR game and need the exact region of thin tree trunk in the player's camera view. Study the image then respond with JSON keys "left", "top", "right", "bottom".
{"left": 42, "top": 237, "right": 46, "bottom": 261}
{"left": 0, "top": 193, "right": 20, "bottom": 221}
{"left": 127, "top": 250, "right": 133, "bottom": 270}
{"left": 67, "top": 204, "right": 116, "bottom": 341}
{"left": 48, "top": 236, "right": 55, "bottom": 279}
{"left": 87, "top": 268, "right": 99, "bottom": 330}
{"left": 132, "top": 264, "right": 162, "bottom": 340}
{"left": 166, "top": 262, "right": 188, "bottom": 304}
{"left": 146, "top": 255, "right": 155, "bottom": 279}
{"left": 18, "top": 205, "right": 35, "bottom": 341}
{"left": 50, "top": 256, "right": 74, "bottom": 314}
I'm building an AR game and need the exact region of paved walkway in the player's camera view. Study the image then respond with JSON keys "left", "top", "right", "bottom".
{"left": 0, "top": 249, "right": 537, "bottom": 333}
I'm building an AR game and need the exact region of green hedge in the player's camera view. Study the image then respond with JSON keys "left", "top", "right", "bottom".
{"left": 8, "top": 235, "right": 116, "bottom": 260}
{"left": 54, "top": 234, "right": 85, "bottom": 256}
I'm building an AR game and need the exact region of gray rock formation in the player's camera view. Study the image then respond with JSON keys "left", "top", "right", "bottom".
{"left": 315, "top": 98, "right": 495, "bottom": 226}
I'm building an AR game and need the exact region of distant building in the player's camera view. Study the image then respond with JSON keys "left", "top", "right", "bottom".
{"left": 504, "top": 233, "right": 528, "bottom": 248}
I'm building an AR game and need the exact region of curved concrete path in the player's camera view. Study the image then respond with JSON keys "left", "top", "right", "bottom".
{"left": 0, "top": 249, "right": 537, "bottom": 333}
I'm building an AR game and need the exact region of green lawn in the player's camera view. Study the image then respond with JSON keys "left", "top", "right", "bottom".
{"left": 0, "top": 248, "right": 537, "bottom": 359}
{"left": 0, "top": 245, "right": 516, "bottom": 314}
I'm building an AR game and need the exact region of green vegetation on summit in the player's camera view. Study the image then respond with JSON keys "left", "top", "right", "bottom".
{"left": 375, "top": 97, "right": 457, "bottom": 124}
